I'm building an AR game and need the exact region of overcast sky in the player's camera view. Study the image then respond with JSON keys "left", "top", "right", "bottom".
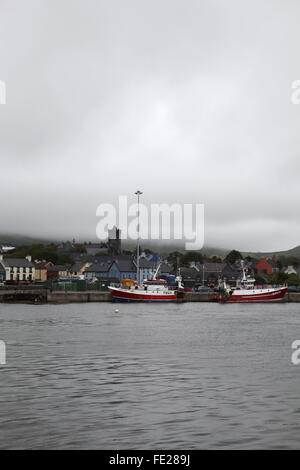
{"left": 0, "top": 0, "right": 300, "bottom": 251}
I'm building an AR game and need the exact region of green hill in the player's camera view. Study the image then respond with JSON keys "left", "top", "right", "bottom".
{"left": 0, "top": 233, "right": 57, "bottom": 247}
{"left": 244, "top": 245, "right": 300, "bottom": 259}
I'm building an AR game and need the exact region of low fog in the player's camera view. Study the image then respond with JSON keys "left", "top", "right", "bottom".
{"left": 0, "top": 0, "right": 299, "bottom": 251}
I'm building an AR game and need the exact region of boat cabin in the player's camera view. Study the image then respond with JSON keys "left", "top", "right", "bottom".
{"left": 142, "top": 279, "right": 168, "bottom": 291}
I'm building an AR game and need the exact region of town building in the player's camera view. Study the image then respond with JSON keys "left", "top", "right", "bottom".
{"left": 0, "top": 263, "right": 5, "bottom": 282}
{"left": 179, "top": 267, "right": 202, "bottom": 288}
{"left": 254, "top": 258, "right": 276, "bottom": 276}
{"left": 85, "top": 256, "right": 136, "bottom": 283}
{"left": 69, "top": 262, "right": 91, "bottom": 278}
{"left": 84, "top": 260, "right": 114, "bottom": 281}
{"left": 221, "top": 264, "right": 240, "bottom": 285}
{"left": 84, "top": 242, "right": 108, "bottom": 256}
{"left": 0, "top": 255, "right": 35, "bottom": 282}
{"left": 34, "top": 261, "right": 52, "bottom": 282}
{"left": 195, "top": 262, "right": 226, "bottom": 284}
{"left": 283, "top": 265, "right": 299, "bottom": 275}
{"left": 158, "top": 263, "right": 173, "bottom": 277}
{"left": 138, "top": 258, "right": 157, "bottom": 281}
{"left": 112, "top": 258, "right": 136, "bottom": 281}
{"left": 108, "top": 226, "right": 122, "bottom": 256}
{"left": 47, "top": 265, "right": 71, "bottom": 280}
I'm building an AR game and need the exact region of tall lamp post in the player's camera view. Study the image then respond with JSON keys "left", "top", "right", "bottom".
{"left": 135, "top": 190, "right": 143, "bottom": 285}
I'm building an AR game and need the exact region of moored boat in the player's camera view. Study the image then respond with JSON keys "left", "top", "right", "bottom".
{"left": 218, "top": 261, "right": 287, "bottom": 303}
{"left": 108, "top": 190, "right": 185, "bottom": 302}
{"left": 109, "top": 278, "right": 185, "bottom": 302}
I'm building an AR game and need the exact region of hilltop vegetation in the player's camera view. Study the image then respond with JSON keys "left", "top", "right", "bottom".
{"left": 4, "top": 243, "right": 59, "bottom": 263}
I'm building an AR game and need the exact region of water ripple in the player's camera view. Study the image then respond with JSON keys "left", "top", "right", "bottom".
{"left": 0, "top": 302, "right": 300, "bottom": 449}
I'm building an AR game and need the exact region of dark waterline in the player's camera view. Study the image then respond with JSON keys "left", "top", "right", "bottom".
{"left": 0, "top": 302, "right": 300, "bottom": 449}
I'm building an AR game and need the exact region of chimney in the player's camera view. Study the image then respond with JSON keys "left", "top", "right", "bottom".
{"left": 26, "top": 255, "right": 32, "bottom": 262}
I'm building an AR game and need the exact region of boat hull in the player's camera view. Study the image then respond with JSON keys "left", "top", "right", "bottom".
{"left": 108, "top": 286, "right": 181, "bottom": 302}
{"left": 226, "top": 287, "right": 287, "bottom": 303}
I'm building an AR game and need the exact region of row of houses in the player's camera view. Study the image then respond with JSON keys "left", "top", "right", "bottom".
{"left": 0, "top": 254, "right": 171, "bottom": 284}
{"left": 180, "top": 257, "right": 300, "bottom": 288}
{"left": 0, "top": 256, "right": 90, "bottom": 283}
{"left": 1, "top": 252, "right": 299, "bottom": 286}
{"left": 243, "top": 257, "right": 300, "bottom": 277}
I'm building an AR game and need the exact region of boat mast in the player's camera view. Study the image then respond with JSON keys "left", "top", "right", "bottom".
{"left": 241, "top": 260, "right": 247, "bottom": 281}
{"left": 153, "top": 262, "right": 161, "bottom": 280}
{"left": 135, "top": 190, "right": 143, "bottom": 285}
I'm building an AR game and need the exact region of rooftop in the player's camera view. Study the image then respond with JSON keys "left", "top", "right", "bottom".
{"left": 0, "top": 258, "right": 34, "bottom": 268}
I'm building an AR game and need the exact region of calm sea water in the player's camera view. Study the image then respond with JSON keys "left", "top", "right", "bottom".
{"left": 0, "top": 302, "right": 300, "bottom": 449}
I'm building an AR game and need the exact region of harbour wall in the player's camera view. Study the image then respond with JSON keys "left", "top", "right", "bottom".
{"left": 1, "top": 289, "right": 300, "bottom": 303}
{"left": 47, "top": 291, "right": 111, "bottom": 303}
{"left": 48, "top": 291, "right": 216, "bottom": 303}
{"left": 286, "top": 292, "right": 300, "bottom": 303}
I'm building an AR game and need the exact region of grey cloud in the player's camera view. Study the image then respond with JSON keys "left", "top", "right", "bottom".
{"left": 0, "top": 0, "right": 299, "bottom": 251}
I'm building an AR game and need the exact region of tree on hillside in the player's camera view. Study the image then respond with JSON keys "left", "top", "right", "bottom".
{"left": 71, "top": 245, "right": 87, "bottom": 254}
{"left": 277, "top": 256, "right": 300, "bottom": 269}
{"left": 287, "top": 273, "right": 300, "bottom": 286}
{"left": 225, "top": 250, "right": 243, "bottom": 264}
{"left": 6, "top": 244, "right": 58, "bottom": 263}
{"left": 254, "top": 273, "right": 266, "bottom": 285}
{"left": 179, "top": 251, "right": 204, "bottom": 266}
{"left": 56, "top": 254, "right": 73, "bottom": 265}
{"left": 209, "top": 255, "right": 222, "bottom": 263}
{"left": 267, "top": 272, "right": 289, "bottom": 285}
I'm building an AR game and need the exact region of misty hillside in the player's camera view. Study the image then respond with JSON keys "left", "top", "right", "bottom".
{"left": 0, "top": 233, "right": 57, "bottom": 246}
{"left": 1, "top": 233, "right": 299, "bottom": 260}
{"left": 248, "top": 245, "right": 300, "bottom": 259}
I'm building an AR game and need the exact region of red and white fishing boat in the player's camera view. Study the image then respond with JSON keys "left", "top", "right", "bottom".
{"left": 218, "top": 261, "right": 287, "bottom": 303}
{"left": 109, "top": 276, "right": 185, "bottom": 303}
{"left": 109, "top": 190, "right": 185, "bottom": 302}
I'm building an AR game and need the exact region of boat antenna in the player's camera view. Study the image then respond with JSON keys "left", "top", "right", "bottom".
{"left": 153, "top": 262, "right": 161, "bottom": 280}
{"left": 241, "top": 259, "right": 247, "bottom": 281}
{"left": 135, "top": 190, "right": 143, "bottom": 285}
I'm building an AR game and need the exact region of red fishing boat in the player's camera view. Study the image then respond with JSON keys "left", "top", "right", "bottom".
{"left": 109, "top": 277, "right": 185, "bottom": 302}
{"left": 108, "top": 190, "right": 185, "bottom": 302}
{"left": 218, "top": 261, "right": 287, "bottom": 303}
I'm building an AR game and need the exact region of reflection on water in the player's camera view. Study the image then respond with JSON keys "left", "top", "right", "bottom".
{"left": 0, "top": 302, "right": 300, "bottom": 449}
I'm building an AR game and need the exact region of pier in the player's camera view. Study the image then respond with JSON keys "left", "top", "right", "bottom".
{"left": 0, "top": 288, "right": 300, "bottom": 303}
{"left": 0, "top": 288, "right": 48, "bottom": 304}
{"left": 47, "top": 291, "right": 112, "bottom": 303}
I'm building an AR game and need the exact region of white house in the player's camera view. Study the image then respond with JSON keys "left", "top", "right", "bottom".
{"left": 0, "top": 255, "right": 35, "bottom": 282}
{"left": 283, "top": 265, "right": 298, "bottom": 275}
